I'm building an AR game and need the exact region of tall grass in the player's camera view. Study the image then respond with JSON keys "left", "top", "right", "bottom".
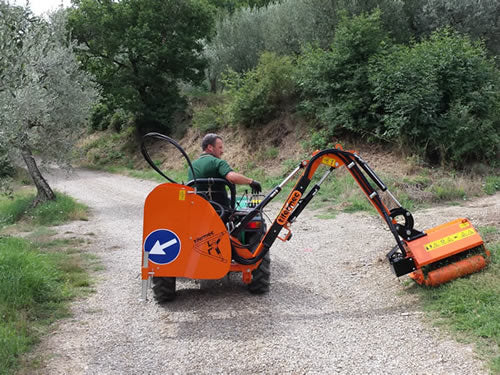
{"left": 0, "top": 191, "right": 92, "bottom": 374}
{"left": 0, "top": 237, "right": 80, "bottom": 374}
{"left": 0, "top": 192, "right": 33, "bottom": 227}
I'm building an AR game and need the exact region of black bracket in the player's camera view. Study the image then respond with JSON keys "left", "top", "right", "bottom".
{"left": 389, "top": 207, "right": 426, "bottom": 241}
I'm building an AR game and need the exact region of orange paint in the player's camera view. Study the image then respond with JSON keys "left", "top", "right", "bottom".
{"left": 141, "top": 183, "right": 231, "bottom": 280}
{"left": 405, "top": 218, "right": 484, "bottom": 268}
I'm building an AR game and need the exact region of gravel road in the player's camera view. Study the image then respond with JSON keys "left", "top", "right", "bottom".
{"left": 29, "top": 168, "right": 498, "bottom": 374}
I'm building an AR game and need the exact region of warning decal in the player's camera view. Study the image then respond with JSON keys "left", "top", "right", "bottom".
{"left": 193, "top": 231, "right": 228, "bottom": 263}
{"left": 424, "top": 228, "right": 476, "bottom": 252}
{"left": 321, "top": 156, "right": 338, "bottom": 167}
{"left": 179, "top": 190, "right": 186, "bottom": 201}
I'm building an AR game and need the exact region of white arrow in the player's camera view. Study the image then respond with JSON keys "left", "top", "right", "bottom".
{"left": 149, "top": 238, "right": 178, "bottom": 255}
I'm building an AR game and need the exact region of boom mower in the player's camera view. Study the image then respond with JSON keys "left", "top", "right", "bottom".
{"left": 140, "top": 133, "right": 490, "bottom": 301}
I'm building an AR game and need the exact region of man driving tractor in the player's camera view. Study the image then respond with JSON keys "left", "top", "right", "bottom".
{"left": 188, "top": 133, "right": 262, "bottom": 207}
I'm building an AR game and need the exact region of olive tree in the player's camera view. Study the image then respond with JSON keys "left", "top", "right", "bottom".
{"left": 0, "top": 3, "right": 99, "bottom": 204}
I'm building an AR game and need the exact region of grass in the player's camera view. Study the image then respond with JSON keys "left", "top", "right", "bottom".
{"left": 0, "top": 190, "right": 94, "bottom": 374}
{"left": 407, "top": 227, "right": 500, "bottom": 373}
{"left": 485, "top": 175, "right": 500, "bottom": 195}
{"left": 0, "top": 235, "right": 93, "bottom": 375}
{"left": 0, "top": 190, "right": 88, "bottom": 229}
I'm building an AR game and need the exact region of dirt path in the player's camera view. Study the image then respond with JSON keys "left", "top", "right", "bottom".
{"left": 28, "top": 168, "right": 498, "bottom": 374}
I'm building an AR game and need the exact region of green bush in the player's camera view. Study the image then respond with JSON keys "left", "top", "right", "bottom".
{"left": 370, "top": 28, "right": 500, "bottom": 166}
{"left": 296, "top": 10, "right": 388, "bottom": 136}
{"left": 224, "top": 52, "right": 296, "bottom": 126}
{"left": 192, "top": 105, "right": 226, "bottom": 133}
{"left": 109, "top": 109, "right": 134, "bottom": 133}
{"left": 90, "top": 103, "right": 111, "bottom": 131}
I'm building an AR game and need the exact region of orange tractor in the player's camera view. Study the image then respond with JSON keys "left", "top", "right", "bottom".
{"left": 140, "top": 133, "right": 490, "bottom": 301}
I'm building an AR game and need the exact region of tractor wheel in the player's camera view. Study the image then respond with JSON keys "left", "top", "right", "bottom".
{"left": 248, "top": 251, "right": 271, "bottom": 294}
{"left": 152, "top": 277, "right": 176, "bottom": 302}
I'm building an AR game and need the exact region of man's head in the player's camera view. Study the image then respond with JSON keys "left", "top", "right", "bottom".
{"left": 201, "top": 133, "right": 224, "bottom": 158}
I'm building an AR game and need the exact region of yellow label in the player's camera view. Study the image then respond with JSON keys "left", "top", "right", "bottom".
{"left": 459, "top": 222, "right": 470, "bottom": 228}
{"left": 424, "top": 228, "right": 476, "bottom": 252}
{"left": 179, "top": 190, "right": 186, "bottom": 201}
{"left": 322, "top": 156, "right": 338, "bottom": 167}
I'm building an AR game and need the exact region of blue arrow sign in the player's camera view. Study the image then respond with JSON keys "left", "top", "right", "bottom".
{"left": 144, "top": 229, "right": 181, "bottom": 265}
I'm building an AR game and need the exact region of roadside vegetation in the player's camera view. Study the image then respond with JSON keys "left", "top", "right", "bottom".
{"left": 0, "top": 171, "right": 94, "bottom": 375}
{"left": 409, "top": 228, "right": 500, "bottom": 373}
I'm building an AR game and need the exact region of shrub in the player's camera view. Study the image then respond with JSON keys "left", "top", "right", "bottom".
{"left": 296, "top": 10, "right": 388, "bottom": 136}
{"left": 370, "top": 28, "right": 500, "bottom": 166}
{"left": 109, "top": 109, "right": 134, "bottom": 133}
{"left": 192, "top": 100, "right": 232, "bottom": 133}
{"left": 90, "top": 103, "right": 111, "bottom": 131}
{"left": 224, "top": 52, "right": 296, "bottom": 126}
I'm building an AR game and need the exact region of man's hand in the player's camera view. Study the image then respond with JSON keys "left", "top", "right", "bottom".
{"left": 249, "top": 180, "right": 262, "bottom": 194}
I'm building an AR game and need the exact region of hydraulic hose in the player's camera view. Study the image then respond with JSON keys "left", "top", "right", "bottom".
{"left": 140, "top": 132, "right": 196, "bottom": 186}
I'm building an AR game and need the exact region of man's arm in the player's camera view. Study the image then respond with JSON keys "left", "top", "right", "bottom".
{"left": 225, "top": 171, "right": 253, "bottom": 185}
{"left": 226, "top": 171, "right": 262, "bottom": 194}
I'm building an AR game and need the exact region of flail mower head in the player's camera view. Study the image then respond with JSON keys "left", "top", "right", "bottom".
{"left": 140, "top": 133, "right": 490, "bottom": 301}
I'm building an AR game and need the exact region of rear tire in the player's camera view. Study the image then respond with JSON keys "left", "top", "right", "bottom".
{"left": 248, "top": 251, "right": 271, "bottom": 294}
{"left": 152, "top": 277, "right": 176, "bottom": 302}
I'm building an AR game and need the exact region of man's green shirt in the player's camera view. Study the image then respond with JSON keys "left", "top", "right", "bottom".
{"left": 188, "top": 153, "right": 233, "bottom": 180}
{"left": 188, "top": 153, "right": 233, "bottom": 207}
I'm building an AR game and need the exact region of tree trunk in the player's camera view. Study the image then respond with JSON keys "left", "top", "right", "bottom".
{"left": 21, "top": 146, "right": 55, "bottom": 205}
{"left": 210, "top": 77, "right": 217, "bottom": 93}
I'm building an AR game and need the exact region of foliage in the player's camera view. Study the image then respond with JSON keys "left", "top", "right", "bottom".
{"left": 68, "top": 0, "right": 215, "bottom": 134}
{"left": 205, "top": 5, "right": 267, "bottom": 83}
{"left": 109, "top": 109, "right": 134, "bottom": 133}
{"left": 335, "top": 0, "right": 417, "bottom": 44}
{"left": 0, "top": 145, "right": 14, "bottom": 178}
{"left": 261, "top": 0, "right": 339, "bottom": 55}
{"left": 208, "top": 0, "right": 275, "bottom": 13}
{"left": 415, "top": 0, "right": 500, "bottom": 57}
{"left": 223, "top": 52, "right": 296, "bottom": 126}
{"left": 0, "top": 4, "right": 100, "bottom": 200}
{"left": 296, "top": 10, "right": 388, "bottom": 136}
{"left": 370, "top": 28, "right": 500, "bottom": 165}
{"left": 205, "top": 0, "right": 500, "bottom": 94}
{"left": 192, "top": 105, "right": 226, "bottom": 133}
{"left": 80, "top": 125, "right": 136, "bottom": 168}
{"left": 90, "top": 103, "right": 112, "bottom": 131}
{"left": 205, "top": 0, "right": 339, "bottom": 85}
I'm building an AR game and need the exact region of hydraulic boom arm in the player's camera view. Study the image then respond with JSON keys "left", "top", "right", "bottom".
{"left": 231, "top": 146, "right": 425, "bottom": 277}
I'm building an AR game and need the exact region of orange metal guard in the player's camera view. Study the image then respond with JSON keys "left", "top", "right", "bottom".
{"left": 406, "top": 218, "right": 490, "bottom": 286}
{"left": 141, "top": 183, "right": 231, "bottom": 281}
